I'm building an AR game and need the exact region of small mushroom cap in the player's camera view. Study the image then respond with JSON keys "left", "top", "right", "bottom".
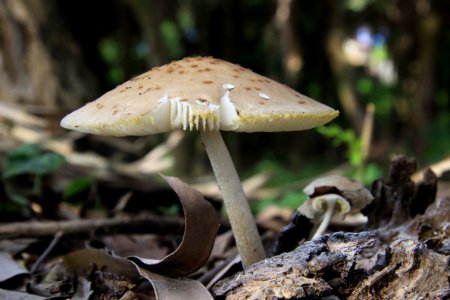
{"left": 298, "top": 194, "right": 350, "bottom": 219}
{"left": 61, "top": 57, "right": 339, "bottom": 136}
{"left": 303, "top": 175, "right": 373, "bottom": 210}
{"left": 311, "top": 194, "right": 351, "bottom": 214}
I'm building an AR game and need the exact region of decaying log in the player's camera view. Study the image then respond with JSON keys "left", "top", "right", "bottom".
{"left": 213, "top": 232, "right": 376, "bottom": 299}
{"left": 349, "top": 238, "right": 449, "bottom": 299}
{"left": 213, "top": 230, "right": 449, "bottom": 299}
{"left": 213, "top": 156, "right": 450, "bottom": 299}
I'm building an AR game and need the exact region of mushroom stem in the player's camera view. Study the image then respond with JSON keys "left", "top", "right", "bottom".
{"left": 200, "top": 129, "right": 266, "bottom": 267}
{"left": 311, "top": 197, "right": 337, "bottom": 239}
{"left": 310, "top": 194, "right": 350, "bottom": 240}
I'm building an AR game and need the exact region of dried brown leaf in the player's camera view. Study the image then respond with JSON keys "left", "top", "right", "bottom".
{"left": 128, "top": 175, "right": 220, "bottom": 277}
{"left": 63, "top": 248, "right": 141, "bottom": 281}
{"left": 63, "top": 176, "right": 218, "bottom": 299}
{"left": 63, "top": 247, "right": 214, "bottom": 299}
{"left": 138, "top": 268, "right": 213, "bottom": 300}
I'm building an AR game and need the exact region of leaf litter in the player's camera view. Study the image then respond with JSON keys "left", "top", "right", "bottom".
{"left": 0, "top": 175, "right": 219, "bottom": 299}
{"left": 1, "top": 145, "right": 449, "bottom": 299}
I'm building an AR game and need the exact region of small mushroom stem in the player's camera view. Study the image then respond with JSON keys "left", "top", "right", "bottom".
{"left": 311, "top": 197, "right": 336, "bottom": 239}
{"left": 310, "top": 194, "right": 349, "bottom": 240}
{"left": 200, "top": 130, "right": 266, "bottom": 267}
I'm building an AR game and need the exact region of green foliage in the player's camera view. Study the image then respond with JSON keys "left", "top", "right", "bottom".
{"left": 160, "top": 20, "right": 183, "bottom": 59}
{"left": 7, "top": 193, "right": 29, "bottom": 207}
{"left": 1, "top": 144, "right": 65, "bottom": 216}
{"left": 99, "top": 37, "right": 125, "bottom": 85}
{"left": 317, "top": 125, "right": 362, "bottom": 167}
{"left": 252, "top": 191, "right": 307, "bottom": 214}
{"left": 424, "top": 90, "right": 450, "bottom": 162}
{"left": 346, "top": 0, "right": 373, "bottom": 12}
{"left": 156, "top": 204, "right": 181, "bottom": 216}
{"left": 63, "top": 176, "right": 94, "bottom": 200}
{"left": 356, "top": 77, "right": 396, "bottom": 117}
{"left": 252, "top": 160, "right": 300, "bottom": 188}
{"left": 249, "top": 159, "right": 330, "bottom": 214}
{"left": 316, "top": 125, "right": 382, "bottom": 183}
{"left": 3, "top": 144, "right": 65, "bottom": 179}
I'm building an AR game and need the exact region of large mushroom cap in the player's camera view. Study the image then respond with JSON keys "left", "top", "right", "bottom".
{"left": 61, "top": 57, "right": 339, "bottom": 136}
{"left": 303, "top": 175, "right": 374, "bottom": 210}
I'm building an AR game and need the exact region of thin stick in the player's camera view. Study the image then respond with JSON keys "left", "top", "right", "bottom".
{"left": 30, "top": 231, "right": 63, "bottom": 273}
{"left": 359, "top": 103, "right": 375, "bottom": 181}
{"left": 0, "top": 214, "right": 185, "bottom": 239}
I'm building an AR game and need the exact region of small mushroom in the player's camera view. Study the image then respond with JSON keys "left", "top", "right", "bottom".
{"left": 300, "top": 175, "right": 374, "bottom": 239}
{"left": 60, "top": 57, "right": 339, "bottom": 267}
{"left": 310, "top": 193, "right": 350, "bottom": 239}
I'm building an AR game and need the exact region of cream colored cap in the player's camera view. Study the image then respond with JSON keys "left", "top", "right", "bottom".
{"left": 303, "top": 175, "right": 374, "bottom": 210}
{"left": 61, "top": 57, "right": 339, "bottom": 136}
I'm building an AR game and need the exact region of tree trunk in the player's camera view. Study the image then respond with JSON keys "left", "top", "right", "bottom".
{"left": 0, "top": 0, "right": 96, "bottom": 121}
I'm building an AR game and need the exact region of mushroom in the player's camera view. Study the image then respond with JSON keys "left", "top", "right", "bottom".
{"left": 60, "top": 56, "right": 339, "bottom": 267}
{"left": 300, "top": 175, "right": 374, "bottom": 239}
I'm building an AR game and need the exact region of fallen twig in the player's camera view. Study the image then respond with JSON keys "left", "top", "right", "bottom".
{"left": 0, "top": 214, "right": 185, "bottom": 239}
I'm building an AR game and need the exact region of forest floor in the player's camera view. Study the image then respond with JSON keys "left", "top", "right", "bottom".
{"left": 0, "top": 109, "right": 449, "bottom": 299}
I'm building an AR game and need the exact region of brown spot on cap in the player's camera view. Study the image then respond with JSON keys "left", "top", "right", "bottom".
{"left": 298, "top": 100, "right": 306, "bottom": 104}
{"left": 202, "top": 80, "right": 213, "bottom": 84}
{"left": 191, "top": 64, "right": 198, "bottom": 68}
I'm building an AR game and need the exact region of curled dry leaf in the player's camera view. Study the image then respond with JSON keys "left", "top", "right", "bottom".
{"left": 138, "top": 268, "right": 213, "bottom": 300}
{"left": 63, "top": 175, "right": 219, "bottom": 299}
{"left": 63, "top": 249, "right": 213, "bottom": 300}
{"left": 128, "top": 175, "right": 220, "bottom": 277}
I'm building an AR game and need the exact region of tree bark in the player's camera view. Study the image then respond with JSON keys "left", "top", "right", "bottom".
{"left": 0, "top": 0, "right": 96, "bottom": 118}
